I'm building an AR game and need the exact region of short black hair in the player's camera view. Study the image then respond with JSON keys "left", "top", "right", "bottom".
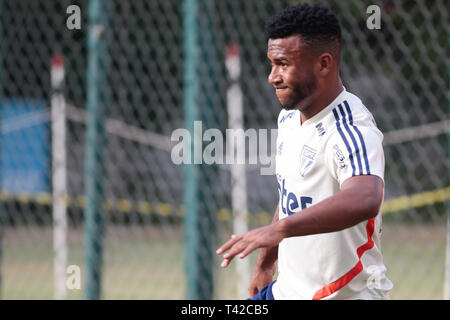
{"left": 266, "top": 3, "right": 341, "bottom": 56}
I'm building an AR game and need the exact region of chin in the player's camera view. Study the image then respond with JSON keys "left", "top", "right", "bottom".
{"left": 281, "top": 103, "right": 295, "bottom": 110}
{"left": 281, "top": 97, "right": 309, "bottom": 111}
{"left": 279, "top": 97, "right": 300, "bottom": 110}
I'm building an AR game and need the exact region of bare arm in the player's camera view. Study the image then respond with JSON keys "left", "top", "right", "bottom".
{"left": 247, "top": 206, "right": 279, "bottom": 296}
{"left": 217, "top": 175, "right": 383, "bottom": 265}
{"left": 280, "top": 175, "right": 383, "bottom": 237}
{"left": 254, "top": 205, "right": 279, "bottom": 269}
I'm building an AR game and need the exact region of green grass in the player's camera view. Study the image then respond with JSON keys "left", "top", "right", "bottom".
{"left": 381, "top": 223, "right": 446, "bottom": 300}
{"left": 1, "top": 223, "right": 447, "bottom": 299}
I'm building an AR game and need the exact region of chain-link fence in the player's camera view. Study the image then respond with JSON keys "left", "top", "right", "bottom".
{"left": 0, "top": 0, "right": 448, "bottom": 299}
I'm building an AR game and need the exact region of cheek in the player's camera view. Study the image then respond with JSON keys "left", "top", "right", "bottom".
{"left": 284, "top": 69, "right": 300, "bottom": 86}
{"left": 296, "top": 68, "right": 316, "bottom": 88}
{"left": 287, "top": 72, "right": 306, "bottom": 89}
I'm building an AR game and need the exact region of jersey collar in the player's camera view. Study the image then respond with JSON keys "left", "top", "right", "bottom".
{"left": 300, "top": 87, "right": 347, "bottom": 127}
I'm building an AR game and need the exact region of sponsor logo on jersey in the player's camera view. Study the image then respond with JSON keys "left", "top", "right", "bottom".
{"left": 277, "top": 178, "right": 313, "bottom": 215}
{"left": 332, "top": 144, "right": 347, "bottom": 170}
{"left": 279, "top": 111, "right": 295, "bottom": 123}
{"left": 315, "top": 122, "right": 326, "bottom": 136}
{"left": 299, "top": 145, "right": 317, "bottom": 177}
{"left": 277, "top": 142, "right": 283, "bottom": 155}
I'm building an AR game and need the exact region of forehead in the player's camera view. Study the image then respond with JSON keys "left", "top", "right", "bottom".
{"left": 267, "top": 35, "right": 306, "bottom": 58}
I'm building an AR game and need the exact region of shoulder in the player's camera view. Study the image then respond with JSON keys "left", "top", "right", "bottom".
{"left": 340, "top": 92, "right": 379, "bottom": 128}
{"left": 325, "top": 91, "right": 384, "bottom": 149}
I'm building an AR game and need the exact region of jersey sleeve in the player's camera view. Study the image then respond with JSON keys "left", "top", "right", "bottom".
{"left": 325, "top": 124, "right": 385, "bottom": 187}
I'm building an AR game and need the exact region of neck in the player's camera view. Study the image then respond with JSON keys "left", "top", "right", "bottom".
{"left": 300, "top": 79, "right": 344, "bottom": 124}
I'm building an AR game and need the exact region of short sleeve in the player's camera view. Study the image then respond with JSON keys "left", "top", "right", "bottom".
{"left": 325, "top": 125, "right": 385, "bottom": 187}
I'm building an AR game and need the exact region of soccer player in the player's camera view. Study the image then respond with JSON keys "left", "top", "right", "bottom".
{"left": 216, "top": 3, "right": 393, "bottom": 300}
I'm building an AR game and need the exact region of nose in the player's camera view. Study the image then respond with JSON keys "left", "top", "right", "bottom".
{"left": 268, "top": 66, "right": 282, "bottom": 86}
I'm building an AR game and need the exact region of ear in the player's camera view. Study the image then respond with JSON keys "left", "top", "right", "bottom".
{"left": 316, "top": 53, "right": 333, "bottom": 76}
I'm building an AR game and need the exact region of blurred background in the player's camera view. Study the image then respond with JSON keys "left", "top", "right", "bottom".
{"left": 0, "top": 0, "right": 448, "bottom": 299}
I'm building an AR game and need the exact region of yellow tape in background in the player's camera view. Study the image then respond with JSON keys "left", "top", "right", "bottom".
{"left": 381, "top": 187, "right": 450, "bottom": 214}
{"left": 1, "top": 186, "right": 450, "bottom": 225}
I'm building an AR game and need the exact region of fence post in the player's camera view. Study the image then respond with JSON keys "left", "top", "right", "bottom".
{"left": 84, "top": 0, "right": 109, "bottom": 300}
{"left": 182, "top": 0, "right": 202, "bottom": 300}
{"left": 51, "top": 52, "right": 68, "bottom": 300}
{"left": 444, "top": 25, "right": 450, "bottom": 301}
{"left": 225, "top": 43, "right": 250, "bottom": 299}
{"left": 183, "top": 0, "right": 220, "bottom": 300}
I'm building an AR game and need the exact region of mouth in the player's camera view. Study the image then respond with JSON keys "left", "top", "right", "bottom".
{"left": 275, "top": 86, "right": 288, "bottom": 92}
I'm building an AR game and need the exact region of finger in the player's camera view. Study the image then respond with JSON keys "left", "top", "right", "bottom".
{"left": 219, "top": 238, "right": 245, "bottom": 267}
{"left": 223, "top": 241, "right": 254, "bottom": 260}
{"left": 216, "top": 234, "right": 241, "bottom": 255}
{"left": 223, "top": 238, "right": 248, "bottom": 260}
{"left": 216, "top": 235, "right": 237, "bottom": 254}
{"left": 238, "top": 242, "right": 258, "bottom": 259}
{"left": 220, "top": 258, "right": 231, "bottom": 268}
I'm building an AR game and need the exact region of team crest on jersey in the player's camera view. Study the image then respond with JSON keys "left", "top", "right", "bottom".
{"left": 299, "top": 145, "right": 317, "bottom": 177}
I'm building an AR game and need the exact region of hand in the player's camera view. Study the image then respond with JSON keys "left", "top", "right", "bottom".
{"left": 248, "top": 263, "right": 276, "bottom": 297}
{"left": 216, "top": 222, "right": 285, "bottom": 268}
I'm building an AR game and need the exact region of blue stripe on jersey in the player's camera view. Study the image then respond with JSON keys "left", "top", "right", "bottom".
{"left": 344, "top": 100, "right": 371, "bottom": 174}
{"left": 338, "top": 104, "right": 363, "bottom": 175}
{"left": 332, "top": 108, "right": 356, "bottom": 176}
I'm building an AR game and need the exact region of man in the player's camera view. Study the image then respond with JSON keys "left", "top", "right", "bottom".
{"left": 216, "top": 3, "right": 393, "bottom": 300}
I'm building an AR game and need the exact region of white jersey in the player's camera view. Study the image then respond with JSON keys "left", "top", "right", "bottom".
{"left": 272, "top": 88, "right": 393, "bottom": 300}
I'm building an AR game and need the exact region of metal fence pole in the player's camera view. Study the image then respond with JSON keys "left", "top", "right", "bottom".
{"left": 444, "top": 25, "right": 450, "bottom": 300}
{"left": 182, "top": 0, "right": 202, "bottom": 300}
{"left": 183, "top": 0, "right": 219, "bottom": 300}
{"left": 84, "top": 0, "right": 109, "bottom": 300}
